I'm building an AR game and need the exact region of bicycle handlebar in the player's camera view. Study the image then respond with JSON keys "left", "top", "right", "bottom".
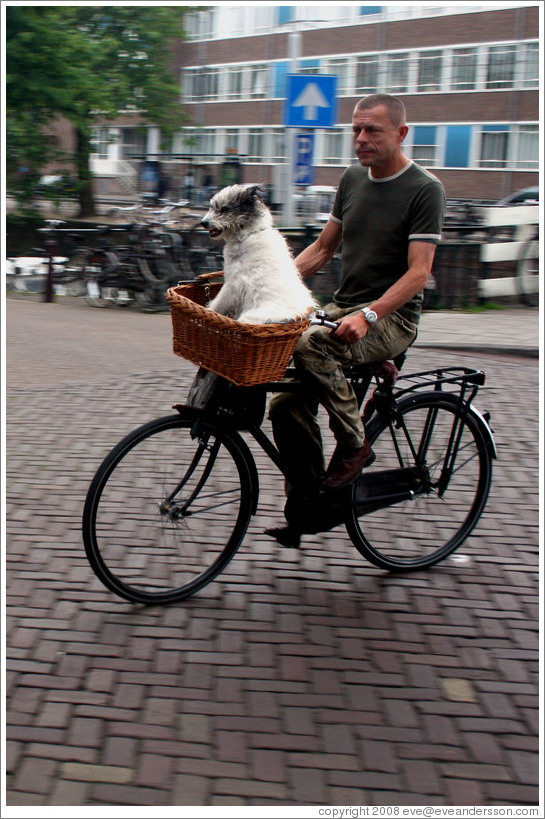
{"left": 310, "top": 310, "right": 340, "bottom": 331}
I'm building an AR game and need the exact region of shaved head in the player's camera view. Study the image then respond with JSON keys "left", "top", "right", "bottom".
{"left": 354, "top": 94, "right": 406, "bottom": 128}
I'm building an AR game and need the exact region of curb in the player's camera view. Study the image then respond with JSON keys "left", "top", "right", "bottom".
{"left": 414, "top": 342, "right": 539, "bottom": 359}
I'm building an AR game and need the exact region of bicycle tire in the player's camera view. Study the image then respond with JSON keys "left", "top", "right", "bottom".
{"left": 53, "top": 249, "right": 87, "bottom": 294}
{"left": 83, "top": 249, "right": 121, "bottom": 307}
{"left": 345, "top": 392, "right": 493, "bottom": 571}
{"left": 82, "top": 413, "right": 255, "bottom": 604}
{"left": 516, "top": 235, "right": 539, "bottom": 307}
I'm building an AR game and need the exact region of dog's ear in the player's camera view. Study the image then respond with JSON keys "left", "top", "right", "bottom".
{"left": 245, "top": 183, "right": 267, "bottom": 202}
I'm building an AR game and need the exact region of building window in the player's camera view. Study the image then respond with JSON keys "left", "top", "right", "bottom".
{"left": 247, "top": 129, "right": 264, "bottom": 162}
{"left": 522, "top": 42, "right": 539, "bottom": 88}
{"left": 187, "top": 9, "right": 215, "bottom": 39}
{"left": 91, "top": 127, "right": 111, "bottom": 159}
{"left": 486, "top": 45, "right": 516, "bottom": 89}
{"left": 322, "top": 129, "right": 345, "bottom": 165}
{"left": 197, "top": 131, "right": 216, "bottom": 163}
{"left": 355, "top": 55, "right": 379, "bottom": 94}
{"left": 278, "top": 6, "right": 294, "bottom": 25}
{"left": 186, "top": 68, "right": 220, "bottom": 100}
{"left": 120, "top": 127, "right": 146, "bottom": 160}
{"left": 514, "top": 124, "right": 538, "bottom": 169}
{"left": 445, "top": 125, "right": 472, "bottom": 168}
{"left": 227, "top": 67, "right": 244, "bottom": 99}
{"left": 270, "top": 130, "right": 286, "bottom": 163}
{"left": 224, "top": 129, "right": 240, "bottom": 156}
{"left": 300, "top": 59, "right": 321, "bottom": 75}
{"left": 411, "top": 126, "right": 438, "bottom": 167}
{"left": 386, "top": 52, "right": 409, "bottom": 93}
{"left": 274, "top": 62, "right": 290, "bottom": 98}
{"left": 360, "top": 6, "right": 383, "bottom": 16}
{"left": 479, "top": 126, "right": 509, "bottom": 168}
{"left": 417, "top": 51, "right": 443, "bottom": 92}
{"left": 250, "top": 64, "right": 268, "bottom": 98}
{"left": 322, "top": 58, "right": 350, "bottom": 94}
{"left": 450, "top": 47, "right": 478, "bottom": 90}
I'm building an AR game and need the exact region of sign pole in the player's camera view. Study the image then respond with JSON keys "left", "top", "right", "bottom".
{"left": 285, "top": 31, "right": 301, "bottom": 228}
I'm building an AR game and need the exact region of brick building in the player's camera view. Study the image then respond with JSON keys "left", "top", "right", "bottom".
{"left": 89, "top": 3, "right": 539, "bottom": 208}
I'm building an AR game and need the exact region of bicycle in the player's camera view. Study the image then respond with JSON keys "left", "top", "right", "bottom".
{"left": 35, "top": 219, "right": 138, "bottom": 307}
{"left": 105, "top": 203, "right": 221, "bottom": 311}
{"left": 82, "top": 312, "right": 497, "bottom": 605}
{"left": 516, "top": 226, "right": 539, "bottom": 307}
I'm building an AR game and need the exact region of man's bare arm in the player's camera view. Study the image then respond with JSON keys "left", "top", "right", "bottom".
{"left": 333, "top": 240, "right": 438, "bottom": 344}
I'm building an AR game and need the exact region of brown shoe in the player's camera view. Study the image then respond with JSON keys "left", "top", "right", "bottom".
{"left": 324, "top": 440, "right": 375, "bottom": 490}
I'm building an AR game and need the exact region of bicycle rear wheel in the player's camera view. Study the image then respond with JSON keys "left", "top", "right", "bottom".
{"left": 82, "top": 414, "right": 254, "bottom": 604}
{"left": 346, "top": 392, "right": 493, "bottom": 571}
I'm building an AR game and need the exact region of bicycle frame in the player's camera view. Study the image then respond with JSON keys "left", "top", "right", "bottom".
{"left": 180, "top": 363, "right": 496, "bottom": 520}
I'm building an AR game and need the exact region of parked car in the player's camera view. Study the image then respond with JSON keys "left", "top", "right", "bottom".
{"left": 496, "top": 186, "right": 539, "bottom": 206}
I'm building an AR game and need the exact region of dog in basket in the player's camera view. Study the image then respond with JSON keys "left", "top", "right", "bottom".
{"left": 201, "top": 183, "right": 316, "bottom": 324}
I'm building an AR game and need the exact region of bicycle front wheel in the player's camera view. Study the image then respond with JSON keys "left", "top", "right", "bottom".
{"left": 346, "top": 392, "right": 493, "bottom": 571}
{"left": 82, "top": 414, "right": 254, "bottom": 604}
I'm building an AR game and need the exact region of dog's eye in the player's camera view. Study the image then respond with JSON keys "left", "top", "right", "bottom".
{"left": 220, "top": 206, "right": 230, "bottom": 214}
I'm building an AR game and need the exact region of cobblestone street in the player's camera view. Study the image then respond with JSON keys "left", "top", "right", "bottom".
{"left": 4, "top": 298, "right": 540, "bottom": 809}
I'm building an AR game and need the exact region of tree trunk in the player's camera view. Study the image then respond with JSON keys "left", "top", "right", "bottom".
{"left": 75, "top": 124, "right": 96, "bottom": 218}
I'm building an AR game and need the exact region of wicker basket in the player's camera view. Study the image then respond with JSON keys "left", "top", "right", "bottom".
{"left": 167, "top": 281, "right": 310, "bottom": 387}
{"left": 172, "top": 273, "right": 224, "bottom": 306}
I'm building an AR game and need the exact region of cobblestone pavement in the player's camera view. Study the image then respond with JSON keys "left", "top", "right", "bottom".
{"left": 4, "top": 298, "right": 540, "bottom": 809}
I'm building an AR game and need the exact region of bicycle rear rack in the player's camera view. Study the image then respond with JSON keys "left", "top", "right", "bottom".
{"left": 393, "top": 366, "right": 485, "bottom": 399}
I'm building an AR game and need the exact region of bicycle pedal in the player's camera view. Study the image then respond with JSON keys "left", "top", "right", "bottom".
{"left": 264, "top": 526, "right": 301, "bottom": 548}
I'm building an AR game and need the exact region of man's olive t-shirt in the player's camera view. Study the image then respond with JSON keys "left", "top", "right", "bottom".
{"left": 330, "top": 161, "right": 446, "bottom": 311}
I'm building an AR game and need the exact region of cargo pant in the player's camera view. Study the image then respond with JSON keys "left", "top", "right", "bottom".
{"left": 268, "top": 302, "right": 418, "bottom": 492}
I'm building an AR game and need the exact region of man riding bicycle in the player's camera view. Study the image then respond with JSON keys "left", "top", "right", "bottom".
{"left": 269, "top": 94, "right": 446, "bottom": 508}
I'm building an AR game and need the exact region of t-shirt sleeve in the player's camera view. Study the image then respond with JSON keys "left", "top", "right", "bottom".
{"left": 330, "top": 174, "right": 345, "bottom": 223}
{"left": 408, "top": 180, "right": 446, "bottom": 244}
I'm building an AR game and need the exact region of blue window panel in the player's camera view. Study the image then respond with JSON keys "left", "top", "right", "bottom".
{"left": 413, "top": 125, "right": 437, "bottom": 145}
{"left": 445, "top": 125, "right": 472, "bottom": 167}
{"left": 278, "top": 7, "right": 294, "bottom": 25}
{"left": 360, "top": 6, "right": 383, "bottom": 14}
{"left": 482, "top": 124, "right": 510, "bottom": 131}
{"left": 274, "top": 62, "right": 290, "bottom": 98}
{"left": 301, "top": 59, "right": 321, "bottom": 70}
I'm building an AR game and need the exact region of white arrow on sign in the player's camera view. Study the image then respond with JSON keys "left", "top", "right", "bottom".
{"left": 293, "top": 82, "right": 330, "bottom": 121}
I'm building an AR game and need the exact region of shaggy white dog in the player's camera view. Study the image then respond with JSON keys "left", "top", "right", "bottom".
{"left": 201, "top": 183, "right": 316, "bottom": 324}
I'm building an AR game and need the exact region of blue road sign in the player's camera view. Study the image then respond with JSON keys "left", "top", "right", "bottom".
{"left": 285, "top": 74, "right": 338, "bottom": 128}
{"left": 294, "top": 133, "right": 315, "bottom": 186}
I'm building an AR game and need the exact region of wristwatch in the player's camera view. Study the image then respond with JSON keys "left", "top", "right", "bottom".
{"left": 361, "top": 306, "right": 378, "bottom": 324}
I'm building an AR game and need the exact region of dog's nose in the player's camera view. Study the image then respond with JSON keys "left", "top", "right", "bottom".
{"left": 201, "top": 219, "right": 209, "bottom": 228}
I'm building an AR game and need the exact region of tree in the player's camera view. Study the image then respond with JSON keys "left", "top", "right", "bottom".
{"left": 6, "top": 5, "right": 189, "bottom": 216}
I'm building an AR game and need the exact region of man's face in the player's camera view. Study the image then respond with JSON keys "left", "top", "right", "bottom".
{"left": 352, "top": 105, "right": 408, "bottom": 176}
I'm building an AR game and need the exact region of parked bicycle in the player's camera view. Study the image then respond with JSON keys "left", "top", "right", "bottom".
{"left": 82, "top": 311, "right": 496, "bottom": 605}
{"left": 36, "top": 219, "right": 142, "bottom": 307}
{"left": 35, "top": 204, "right": 224, "bottom": 310}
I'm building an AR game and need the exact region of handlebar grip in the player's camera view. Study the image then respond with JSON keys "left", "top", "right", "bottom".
{"left": 310, "top": 310, "right": 340, "bottom": 331}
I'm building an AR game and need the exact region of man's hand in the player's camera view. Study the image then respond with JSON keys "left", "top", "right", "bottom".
{"left": 331, "top": 312, "right": 370, "bottom": 344}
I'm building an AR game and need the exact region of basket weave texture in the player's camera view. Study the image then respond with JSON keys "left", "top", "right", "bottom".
{"left": 167, "top": 281, "right": 310, "bottom": 387}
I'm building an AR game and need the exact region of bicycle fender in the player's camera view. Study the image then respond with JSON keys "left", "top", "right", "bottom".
{"left": 468, "top": 404, "right": 497, "bottom": 459}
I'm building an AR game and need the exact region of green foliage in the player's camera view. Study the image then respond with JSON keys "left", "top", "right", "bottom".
{"left": 6, "top": 4, "right": 190, "bottom": 214}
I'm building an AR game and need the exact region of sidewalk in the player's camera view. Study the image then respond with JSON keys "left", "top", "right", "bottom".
{"left": 414, "top": 308, "right": 539, "bottom": 359}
